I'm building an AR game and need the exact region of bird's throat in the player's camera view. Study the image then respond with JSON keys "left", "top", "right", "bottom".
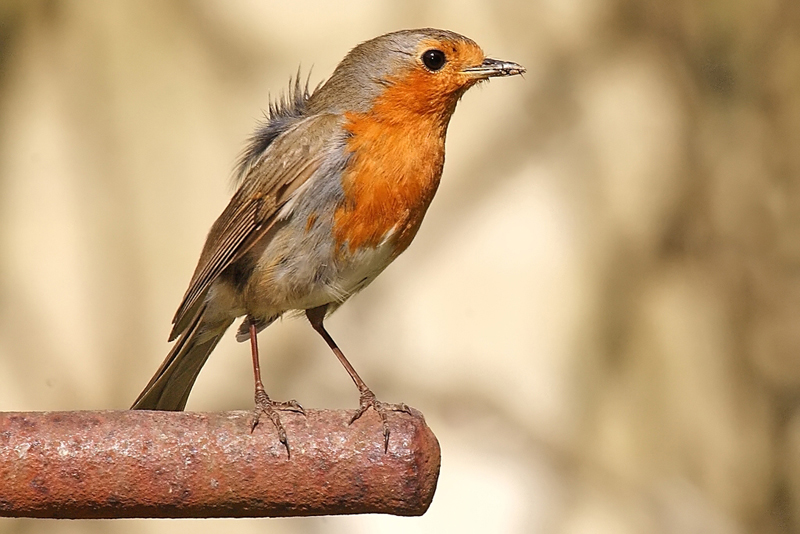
{"left": 333, "top": 111, "right": 448, "bottom": 255}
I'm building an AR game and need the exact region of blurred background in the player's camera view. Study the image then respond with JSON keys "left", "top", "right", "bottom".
{"left": 1, "top": 0, "right": 798, "bottom": 533}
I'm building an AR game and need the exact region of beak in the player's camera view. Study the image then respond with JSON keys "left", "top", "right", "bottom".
{"left": 461, "top": 57, "right": 526, "bottom": 78}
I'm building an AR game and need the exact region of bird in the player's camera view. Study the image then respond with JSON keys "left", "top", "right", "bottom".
{"left": 131, "top": 28, "right": 525, "bottom": 455}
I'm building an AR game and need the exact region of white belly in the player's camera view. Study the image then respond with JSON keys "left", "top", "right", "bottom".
{"left": 245, "top": 222, "right": 399, "bottom": 316}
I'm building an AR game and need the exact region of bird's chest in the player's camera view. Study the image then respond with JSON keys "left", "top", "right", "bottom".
{"left": 333, "top": 114, "right": 446, "bottom": 257}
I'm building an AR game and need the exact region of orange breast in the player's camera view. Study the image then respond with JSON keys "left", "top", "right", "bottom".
{"left": 333, "top": 91, "right": 449, "bottom": 256}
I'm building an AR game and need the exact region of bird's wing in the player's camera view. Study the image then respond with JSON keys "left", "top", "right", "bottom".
{"left": 170, "top": 113, "right": 347, "bottom": 339}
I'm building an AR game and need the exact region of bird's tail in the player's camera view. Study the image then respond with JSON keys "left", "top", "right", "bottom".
{"left": 131, "top": 307, "right": 233, "bottom": 411}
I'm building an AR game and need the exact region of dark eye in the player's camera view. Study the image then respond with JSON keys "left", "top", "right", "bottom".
{"left": 422, "top": 49, "right": 446, "bottom": 71}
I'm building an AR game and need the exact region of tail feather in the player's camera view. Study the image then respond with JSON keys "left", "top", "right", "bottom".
{"left": 132, "top": 307, "right": 233, "bottom": 411}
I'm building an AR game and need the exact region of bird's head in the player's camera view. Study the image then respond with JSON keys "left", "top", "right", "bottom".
{"left": 308, "top": 28, "right": 525, "bottom": 124}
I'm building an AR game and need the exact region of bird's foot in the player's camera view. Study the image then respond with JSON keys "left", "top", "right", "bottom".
{"left": 251, "top": 387, "right": 305, "bottom": 458}
{"left": 349, "top": 389, "right": 412, "bottom": 453}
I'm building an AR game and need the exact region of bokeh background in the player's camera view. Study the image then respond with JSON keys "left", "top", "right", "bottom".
{"left": 1, "top": 1, "right": 799, "bottom": 533}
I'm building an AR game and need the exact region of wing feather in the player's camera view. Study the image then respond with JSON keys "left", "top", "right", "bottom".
{"left": 170, "top": 113, "right": 346, "bottom": 339}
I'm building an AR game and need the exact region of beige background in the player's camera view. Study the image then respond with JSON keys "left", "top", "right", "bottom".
{"left": 1, "top": 1, "right": 799, "bottom": 533}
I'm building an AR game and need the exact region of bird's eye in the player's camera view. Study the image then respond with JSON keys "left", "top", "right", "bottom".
{"left": 421, "top": 49, "right": 446, "bottom": 71}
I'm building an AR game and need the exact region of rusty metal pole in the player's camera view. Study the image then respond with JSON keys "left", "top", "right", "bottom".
{"left": 0, "top": 408, "right": 440, "bottom": 519}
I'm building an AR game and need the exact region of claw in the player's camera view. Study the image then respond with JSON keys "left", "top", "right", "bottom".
{"left": 251, "top": 388, "right": 304, "bottom": 459}
{"left": 349, "top": 389, "right": 410, "bottom": 453}
{"left": 275, "top": 399, "right": 306, "bottom": 416}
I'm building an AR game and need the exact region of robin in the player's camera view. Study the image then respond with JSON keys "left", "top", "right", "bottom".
{"left": 132, "top": 28, "right": 524, "bottom": 454}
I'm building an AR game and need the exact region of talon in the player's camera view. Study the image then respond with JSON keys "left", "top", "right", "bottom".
{"left": 251, "top": 388, "right": 302, "bottom": 459}
{"left": 349, "top": 389, "right": 409, "bottom": 453}
{"left": 275, "top": 399, "right": 306, "bottom": 416}
{"left": 349, "top": 403, "right": 369, "bottom": 425}
{"left": 277, "top": 431, "right": 291, "bottom": 460}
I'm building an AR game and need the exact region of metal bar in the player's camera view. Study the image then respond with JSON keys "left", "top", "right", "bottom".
{"left": 0, "top": 408, "right": 440, "bottom": 518}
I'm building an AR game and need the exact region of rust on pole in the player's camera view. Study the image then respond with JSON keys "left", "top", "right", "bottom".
{"left": 0, "top": 408, "right": 440, "bottom": 519}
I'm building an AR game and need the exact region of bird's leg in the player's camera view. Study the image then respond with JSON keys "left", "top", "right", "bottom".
{"left": 249, "top": 319, "right": 304, "bottom": 458}
{"left": 306, "top": 306, "right": 411, "bottom": 452}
